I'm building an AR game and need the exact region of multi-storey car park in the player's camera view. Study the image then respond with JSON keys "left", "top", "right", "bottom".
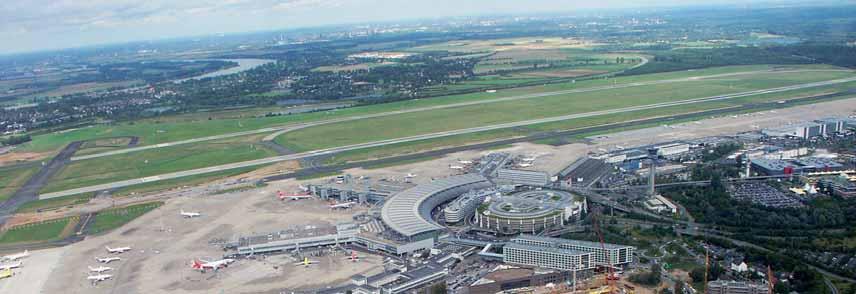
{"left": 475, "top": 189, "right": 586, "bottom": 235}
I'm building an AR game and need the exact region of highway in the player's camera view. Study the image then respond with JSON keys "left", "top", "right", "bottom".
{"left": 39, "top": 76, "right": 856, "bottom": 199}
{"left": 69, "top": 68, "right": 852, "bottom": 161}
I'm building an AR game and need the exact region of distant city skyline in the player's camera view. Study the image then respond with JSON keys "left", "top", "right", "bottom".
{"left": 0, "top": 0, "right": 832, "bottom": 55}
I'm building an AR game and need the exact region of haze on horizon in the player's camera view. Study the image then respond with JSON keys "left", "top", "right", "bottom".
{"left": 0, "top": 0, "right": 824, "bottom": 55}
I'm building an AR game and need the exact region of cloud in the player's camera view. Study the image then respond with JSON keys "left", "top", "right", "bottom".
{"left": 0, "top": 0, "right": 769, "bottom": 54}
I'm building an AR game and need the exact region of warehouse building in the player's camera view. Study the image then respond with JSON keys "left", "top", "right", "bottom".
{"left": 751, "top": 157, "right": 844, "bottom": 176}
{"left": 468, "top": 266, "right": 590, "bottom": 294}
{"left": 510, "top": 235, "right": 635, "bottom": 266}
{"left": 655, "top": 143, "right": 690, "bottom": 157}
{"left": 763, "top": 118, "right": 850, "bottom": 139}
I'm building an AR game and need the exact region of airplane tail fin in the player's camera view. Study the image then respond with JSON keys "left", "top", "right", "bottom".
{"left": 191, "top": 260, "right": 202, "bottom": 269}
{"left": 89, "top": 266, "right": 94, "bottom": 271}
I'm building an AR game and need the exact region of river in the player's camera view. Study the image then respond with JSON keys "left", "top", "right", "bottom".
{"left": 174, "top": 58, "right": 275, "bottom": 83}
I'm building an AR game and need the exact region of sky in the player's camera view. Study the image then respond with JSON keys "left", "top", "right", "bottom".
{"left": 0, "top": 0, "right": 788, "bottom": 54}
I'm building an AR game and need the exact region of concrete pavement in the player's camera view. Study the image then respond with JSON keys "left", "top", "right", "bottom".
{"left": 39, "top": 76, "right": 856, "bottom": 200}
{"left": 69, "top": 68, "right": 853, "bottom": 162}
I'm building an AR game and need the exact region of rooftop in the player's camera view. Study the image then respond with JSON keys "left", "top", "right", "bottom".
{"left": 381, "top": 173, "right": 490, "bottom": 237}
{"left": 515, "top": 234, "right": 632, "bottom": 250}
{"left": 505, "top": 242, "right": 591, "bottom": 256}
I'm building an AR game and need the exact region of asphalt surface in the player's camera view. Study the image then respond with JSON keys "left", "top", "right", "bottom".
{"left": 0, "top": 141, "right": 82, "bottom": 224}
{"left": 68, "top": 68, "right": 853, "bottom": 162}
{"left": 37, "top": 75, "right": 856, "bottom": 200}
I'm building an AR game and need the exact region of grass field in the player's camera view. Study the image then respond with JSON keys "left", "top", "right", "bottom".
{"left": 0, "top": 165, "right": 38, "bottom": 201}
{"left": 0, "top": 216, "right": 77, "bottom": 244}
{"left": 16, "top": 193, "right": 95, "bottom": 213}
{"left": 14, "top": 64, "right": 837, "bottom": 156}
{"left": 41, "top": 135, "right": 277, "bottom": 193}
{"left": 22, "top": 65, "right": 853, "bottom": 194}
{"left": 275, "top": 70, "right": 856, "bottom": 151}
{"left": 88, "top": 202, "right": 163, "bottom": 235}
{"left": 109, "top": 166, "right": 261, "bottom": 198}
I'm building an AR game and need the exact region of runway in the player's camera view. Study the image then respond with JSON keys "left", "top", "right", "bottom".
{"left": 69, "top": 68, "right": 851, "bottom": 161}
{"left": 38, "top": 76, "right": 856, "bottom": 200}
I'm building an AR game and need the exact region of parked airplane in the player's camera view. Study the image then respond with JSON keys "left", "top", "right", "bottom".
{"left": 191, "top": 258, "right": 235, "bottom": 272}
{"left": 96, "top": 257, "right": 121, "bottom": 264}
{"left": 0, "top": 261, "right": 21, "bottom": 270}
{"left": 405, "top": 173, "right": 417, "bottom": 178}
{"left": 105, "top": 246, "right": 132, "bottom": 254}
{"left": 294, "top": 257, "right": 319, "bottom": 267}
{"left": 517, "top": 162, "right": 533, "bottom": 168}
{"left": 2, "top": 250, "right": 28, "bottom": 261}
{"left": 329, "top": 201, "right": 357, "bottom": 209}
{"left": 298, "top": 184, "right": 310, "bottom": 192}
{"left": 449, "top": 165, "right": 464, "bottom": 170}
{"left": 278, "top": 191, "right": 313, "bottom": 201}
{"left": 344, "top": 251, "right": 363, "bottom": 262}
{"left": 180, "top": 210, "right": 201, "bottom": 218}
{"left": 87, "top": 274, "right": 112, "bottom": 283}
{"left": 0, "top": 268, "right": 11, "bottom": 279}
{"left": 521, "top": 155, "right": 538, "bottom": 162}
{"left": 88, "top": 266, "right": 112, "bottom": 273}
{"left": 457, "top": 159, "right": 472, "bottom": 164}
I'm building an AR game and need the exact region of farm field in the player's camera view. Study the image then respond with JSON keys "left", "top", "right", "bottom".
{"left": 14, "top": 64, "right": 837, "bottom": 155}
{"left": 40, "top": 135, "right": 277, "bottom": 193}
{"left": 274, "top": 70, "right": 856, "bottom": 151}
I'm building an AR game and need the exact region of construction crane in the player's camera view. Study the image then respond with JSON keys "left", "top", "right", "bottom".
{"left": 704, "top": 249, "right": 709, "bottom": 294}
{"left": 591, "top": 210, "right": 618, "bottom": 294}
{"left": 767, "top": 265, "right": 776, "bottom": 294}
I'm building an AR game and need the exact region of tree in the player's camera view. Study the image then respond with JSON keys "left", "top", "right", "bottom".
{"left": 430, "top": 283, "right": 446, "bottom": 294}
{"left": 674, "top": 280, "right": 685, "bottom": 294}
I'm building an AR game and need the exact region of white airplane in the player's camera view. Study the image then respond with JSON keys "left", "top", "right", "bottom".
{"left": 0, "top": 261, "right": 21, "bottom": 270}
{"left": 521, "top": 155, "right": 538, "bottom": 162}
{"left": 329, "top": 201, "right": 357, "bottom": 209}
{"left": 87, "top": 274, "right": 112, "bottom": 283}
{"left": 457, "top": 159, "right": 472, "bottom": 164}
{"left": 88, "top": 266, "right": 112, "bottom": 273}
{"left": 517, "top": 162, "right": 533, "bottom": 168}
{"left": 405, "top": 173, "right": 417, "bottom": 178}
{"left": 298, "top": 184, "right": 310, "bottom": 192}
{"left": 294, "top": 257, "right": 320, "bottom": 267}
{"left": 344, "top": 250, "right": 363, "bottom": 262}
{"left": 180, "top": 210, "right": 201, "bottom": 218}
{"left": 191, "top": 258, "right": 235, "bottom": 272}
{"left": 449, "top": 165, "right": 465, "bottom": 170}
{"left": 2, "top": 250, "right": 28, "bottom": 261}
{"left": 105, "top": 246, "right": 132, "bottom": 254}
{"left": 96, "top": 257, "right": 121, "bottom": 264}
{"left": 278, "top": 191, "right": 313, "bottom": 201}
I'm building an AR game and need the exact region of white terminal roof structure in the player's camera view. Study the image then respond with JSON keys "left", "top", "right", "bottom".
{"left": 382, "top": 173, "right": 491, "bottom": 237}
